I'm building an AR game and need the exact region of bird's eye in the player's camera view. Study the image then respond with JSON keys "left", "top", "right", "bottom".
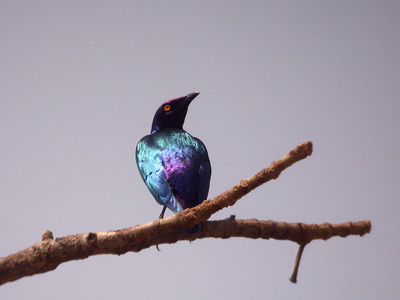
{"left": 163, "top": 104, "right": 171, "bottom": 112}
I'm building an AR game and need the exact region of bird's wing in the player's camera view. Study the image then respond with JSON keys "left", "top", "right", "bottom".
{"left": 161, "top": 146, "right": 198, "bottom": 209}
{"left": 162, "top": 138, "right": 211, "bottom": 209}
{"left": 136, "top": 137, "right": 182, "bottom": 213}
{"left": 196, "top": 139, "right": 212, "bottom": 204}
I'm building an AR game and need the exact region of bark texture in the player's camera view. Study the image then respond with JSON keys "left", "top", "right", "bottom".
{"left": 0, "top": 141, "right": 372, "bottom": 285}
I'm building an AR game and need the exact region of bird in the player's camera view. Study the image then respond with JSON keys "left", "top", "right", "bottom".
{"left": 136, "top": 92, "right": 211, "bottom": 230}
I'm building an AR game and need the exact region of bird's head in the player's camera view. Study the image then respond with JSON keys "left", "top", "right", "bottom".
{"left": 150, "top": 92, "right": 199, "bottom": 133}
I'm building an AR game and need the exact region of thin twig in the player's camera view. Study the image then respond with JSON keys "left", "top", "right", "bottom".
{"left": 289, "top": 244, "right": 306, "bottom": 283}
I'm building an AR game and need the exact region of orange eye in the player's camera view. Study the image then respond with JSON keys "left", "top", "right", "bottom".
{"left": 163, "top": 104, "right": 171, "bottom": 112}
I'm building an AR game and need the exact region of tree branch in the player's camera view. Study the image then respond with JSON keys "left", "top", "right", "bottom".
{"left": 160, "top": 141, "right": 314, "bottom": 231}
{"left": 0, "top": 141, "right": 372, "bottom": 285}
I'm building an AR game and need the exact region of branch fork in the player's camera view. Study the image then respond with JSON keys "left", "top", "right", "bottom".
{"left": 0, "top": 141, "right": 371, "bottom": 285}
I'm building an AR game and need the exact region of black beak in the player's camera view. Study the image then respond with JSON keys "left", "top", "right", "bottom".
{"left": 175, "top": 92, "right": 199, "bottom": 110}
{"left": 185, "top": 92, "right": 200, "bottom": 104}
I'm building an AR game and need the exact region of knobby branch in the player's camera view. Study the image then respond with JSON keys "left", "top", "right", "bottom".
{"left": 0, "top": 141, "right": 371, "bottom": 285}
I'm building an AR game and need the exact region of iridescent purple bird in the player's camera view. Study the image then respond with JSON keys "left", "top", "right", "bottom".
{"left": 136, "top": 93, "right": 211, "bottom": 225}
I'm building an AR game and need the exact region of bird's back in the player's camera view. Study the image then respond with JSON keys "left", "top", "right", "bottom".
{"left": 136, "top": 129, "right": 211, "bottom": 213}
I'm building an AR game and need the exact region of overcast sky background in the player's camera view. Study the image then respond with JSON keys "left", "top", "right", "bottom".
{"left": 1, "top": 1, "right": 399, "bottom": 299}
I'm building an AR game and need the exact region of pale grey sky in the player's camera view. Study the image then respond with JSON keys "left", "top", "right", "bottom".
{"left": 1, "top": 1, "right": 399, "bottom": 299}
